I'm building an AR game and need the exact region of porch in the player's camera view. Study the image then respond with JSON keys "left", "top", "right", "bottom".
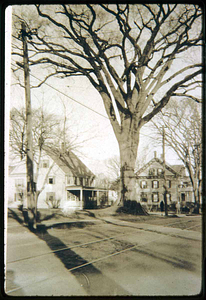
{"left": 66, "top": 186, "right": 109, "bottom": 209}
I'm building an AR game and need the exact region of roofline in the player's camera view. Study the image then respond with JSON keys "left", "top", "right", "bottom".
{"left": 135, "top": 157, "right": 184, "bottom": 176}
{"left": 43, "top": 146, "right": 95, "bottom": 177}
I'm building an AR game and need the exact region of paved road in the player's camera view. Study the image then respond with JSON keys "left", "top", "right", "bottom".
{"left": 5, "top": 214, "right": 202, "bottom": 296}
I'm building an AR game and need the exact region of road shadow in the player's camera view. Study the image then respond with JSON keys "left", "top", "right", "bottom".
{"left": 40, "top": 213, "right": 56, "bottom": 222}
{"left": 46, "top": 221, "right": 95, "bottom": 230}
{"left": 78, "top": 210, "right": 96, "bottom": 218}
{"left": 6, "top": 211, "right": 129, "bottom": 295}
{"left": 34, "top": 224, "right": 129, "bottom": 295}
{"left": 8, "top": 208, "right": 24, "bottom": 224}
{"left": 132, "top": 247, "right": 195, "bottom": 271}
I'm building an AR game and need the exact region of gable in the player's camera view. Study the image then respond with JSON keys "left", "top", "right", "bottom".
{"left": 9, "top": 159, "right": 27, "bottom": 176}
{"left": 43, "top": 146, "right": 94, "bottom": 178}
{"left": 9, "top": 147, "right": 94, "bottom": 181}
{"left": 136, "top": 158, "right": 180, "bottom": 178}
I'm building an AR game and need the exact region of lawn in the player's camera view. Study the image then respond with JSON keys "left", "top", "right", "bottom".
{"left": 7, "top": 206, "right": 202, "bottom": 233}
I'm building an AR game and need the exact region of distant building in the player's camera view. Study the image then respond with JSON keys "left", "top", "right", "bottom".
{"left": 135, "top": 152, "right": 194, "bottom": 210}
{"left": 8, "top": 146, "right": 114, "bottom": 210}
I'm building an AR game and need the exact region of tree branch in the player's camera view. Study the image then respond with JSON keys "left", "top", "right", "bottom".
{"left": 140, "top": 68, "right": 202, "bottom": 127}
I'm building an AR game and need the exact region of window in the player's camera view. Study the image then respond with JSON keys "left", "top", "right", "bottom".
{"left": 166, "top": 180, "right": 171, "bottom": 188}
{"left": 158, "top": 168, "right": 163, "bottom": 175}
{"left": 149, "top": 168, "right": 154, "bottom": 176}
{"left": 79, "top": 177, "right": 83, "bottom": 186}
{"left": 152, "top": 180, "right": 159, "bottom": 188}
{"left": 140, "top": 192, "right": 147, "bottom": 202}
{"left": 48, "top": 177, "right": 55, "bottom": 184}
{"left": 179, "top": 182, "right": 184, "bottom": 188}
{"left": 67, "top": 176, "right": 76, "bottom": 185}
{"left": 41, "top": 160, "right": 49, "bottom": 168}
{"left": 152, "top": 192, "right": 159, "bottom": 202}
{"left": 149, "top": 168, "right": 158, "bottom": 176}
{"left": 140, "top": 180, "right": 147, "bottom": 188}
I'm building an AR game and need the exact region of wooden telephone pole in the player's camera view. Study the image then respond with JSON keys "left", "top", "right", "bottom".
{"left": 21, "top": 22, "right": 36, "bottom": 227}
{"left": 162, "top": 126, "right": 168, "bottom": 216}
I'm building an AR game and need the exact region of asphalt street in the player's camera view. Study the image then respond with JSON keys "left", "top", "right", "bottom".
{"left": 5, "top": 213, "right": 202, "bottom": 296}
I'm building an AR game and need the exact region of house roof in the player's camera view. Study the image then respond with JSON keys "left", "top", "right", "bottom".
{"left": 135, "top": 157, "right": 184, "bottom": 177}
{"left": 170, "top": 165, "right": 186, "bottom": 176}
{"left": 9, "top": 165, "right": 16, "bottom": 175}
{"left": 9, "top": 147, "right": 95, "bottom": 178}
{"left": 44, "top": 146, "right": 95, "bottom": 178}
{"left": 9, "top": 159, "right": 27, "bottom": 175}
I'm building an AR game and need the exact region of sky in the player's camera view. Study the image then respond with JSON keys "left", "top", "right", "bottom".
{"left": 5, "top": 6, "right": 187, "bottom": 177}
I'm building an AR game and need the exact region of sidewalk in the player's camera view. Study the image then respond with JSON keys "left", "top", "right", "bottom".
{"left": 99, "top": 216, "right": 201, "bottom": 242}
{"left": 5, "top": 217, "right": 87, "bottom": 296}
{"left": 148, "top": 211, "right": 187, "bottom": 217}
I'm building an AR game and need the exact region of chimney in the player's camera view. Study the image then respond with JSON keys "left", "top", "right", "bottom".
{"left": 154, "top": 151, "right": 157, "bottom": 158}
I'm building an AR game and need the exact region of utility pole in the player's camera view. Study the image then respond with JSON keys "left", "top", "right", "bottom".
{"left": 21, "top": 22, "right": 36, "bottom": 228}
{"left": 162, "top": 126, "right": 168, "bottom": 216}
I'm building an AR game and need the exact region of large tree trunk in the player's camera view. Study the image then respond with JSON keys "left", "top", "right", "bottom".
{"left": 116, "top": 126, "right": 148, "bottom": 215}
{"left": 118, "top": 130, "right": 139, "bottom": 205}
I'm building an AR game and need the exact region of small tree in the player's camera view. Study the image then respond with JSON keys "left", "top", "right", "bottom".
{"left": 10, "top": 107, "right": 27, "bottom": 160}
{"left": 10, "top": 106, "right": 75, "bottom": 219}
{"left": 151, "top": 98, "right": 202, "bottom": 212}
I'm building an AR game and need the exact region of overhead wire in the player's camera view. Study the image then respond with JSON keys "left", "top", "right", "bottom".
{"left": 10, "top": 62, "right": 158, "bottom": 142}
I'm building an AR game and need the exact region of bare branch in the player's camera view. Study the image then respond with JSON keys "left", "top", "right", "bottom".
{"left": 140, "top": 68, "right": 202, "bottom": 126}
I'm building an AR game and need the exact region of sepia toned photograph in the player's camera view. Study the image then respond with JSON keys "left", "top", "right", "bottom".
{"left": 4, "top": 3, "right": 203, "bottom": 297}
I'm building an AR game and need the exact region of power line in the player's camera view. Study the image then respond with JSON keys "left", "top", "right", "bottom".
{"left": 11, "top": 62, "right": 109, "bottom": 120}
{"left": 10, "top": 62, "right": 158, "bottom": 142}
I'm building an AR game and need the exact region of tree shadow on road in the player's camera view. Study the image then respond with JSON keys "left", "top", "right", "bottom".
{"left": 132, "top": 247, "right": 196, "bottom": 272}
{"left": 8, "top": 208, "right": 24, "bottom": 224}
{"left": 6, "top": 211, "right": 129, "bottom": 295}
{"left": 34, "top": 224, "right": 129, "bottom": 296}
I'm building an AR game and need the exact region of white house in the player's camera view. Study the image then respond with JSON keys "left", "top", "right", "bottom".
{"left": 8, "top": 146, "right": 113, "bottom": 211}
